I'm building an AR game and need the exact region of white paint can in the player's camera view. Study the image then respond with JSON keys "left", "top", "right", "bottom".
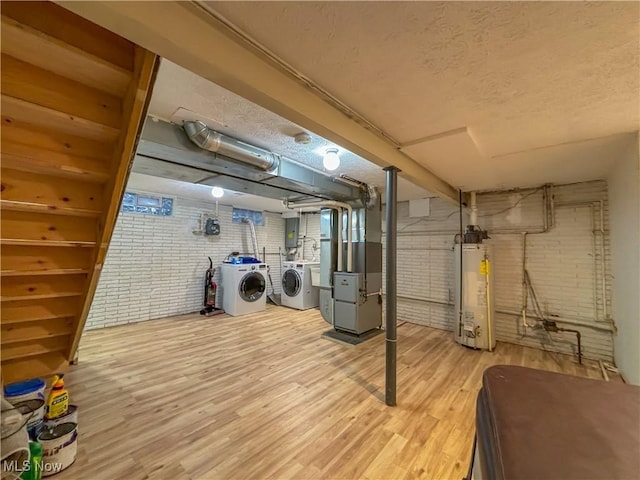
{"left": 14, "top": 398, "right": 45, "bottom": 440}
{"left": 44, "top": 404, "right": 78, "bottom": 430}
{"left": 38, "top": 422, "right": 78, "bottom": 476}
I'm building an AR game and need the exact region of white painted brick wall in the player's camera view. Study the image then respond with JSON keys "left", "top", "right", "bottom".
{"left": 301, "top": 182, "right": 614, "bottom": 360}
{"left": 88, "top": 182, "right": 615, "bottom": 361}
{"left": 300, "top": 212, "right": 321, "bottom": 262}
{"left": 86, "top": 195, "right": 285, "bottom": 330}
{"left": 384, "top": 180, "right": 614, "bottom": 361}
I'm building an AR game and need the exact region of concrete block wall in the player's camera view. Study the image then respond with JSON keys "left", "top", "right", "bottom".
{"left": 86, "top": 195, "right": 285, "bottom": 330}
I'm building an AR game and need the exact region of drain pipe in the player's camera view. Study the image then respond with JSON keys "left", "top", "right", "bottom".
{"left": 520, "top": 185, "right": 555, "bottom": 331}
{"left": 544, "top": 321, "right": 582, "bottom": 365}
{"left": 598, "top": 200, "right": 608, "bottom": 322}
{"left": 485, "top": 251, "right": 494, "bottom": 352}
{"left": 284, "top": 200, "right": 353, "bottom": 272}
{"left": 241, "top": 218, "right": 260, "bottom": 260}
{"left": 521, "top": 232, "right": 533, "bottom": 329}
{"left": 336, "top": 207, "right": 343, "bottom": 272}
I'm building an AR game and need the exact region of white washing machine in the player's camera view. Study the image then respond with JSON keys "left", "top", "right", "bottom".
{"left": 281, "top": 261, "right": 320, "bottom": 310}
{"left": 221, "top": 263, "right": 268, "bottom": 316}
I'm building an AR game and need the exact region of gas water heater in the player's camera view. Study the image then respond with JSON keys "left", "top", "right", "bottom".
{"left": 454, "top": 193, "right": 496, "bottom": 350}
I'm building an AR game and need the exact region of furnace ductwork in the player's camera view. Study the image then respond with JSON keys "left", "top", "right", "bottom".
{"left": 184, "top": 120, "right": 279, "bottom": 171}
{"left": 284, "top": 199, "right": 353, "bottom": 273}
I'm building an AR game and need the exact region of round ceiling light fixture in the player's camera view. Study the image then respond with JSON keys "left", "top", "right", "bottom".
{"left": 211, "top": 186, "right": 224, "bottom": 198}
{"left": 323, "top": 148, "right": 340, "bottom": 171}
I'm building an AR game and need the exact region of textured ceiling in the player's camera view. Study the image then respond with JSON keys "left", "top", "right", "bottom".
{"left": 148, "top": 60, "right": 431, "bottom": 201}
{"left": 202, "top": 1, "right": 639, "bottom": 190}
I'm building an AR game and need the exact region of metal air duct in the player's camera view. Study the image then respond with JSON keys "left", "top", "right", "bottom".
{"left": 136, "top": 117, "right": 363, "bottom": 203}
{"left": 284, "top": 199, "right": 353, "bottom": 273}
{"left": 184, "top": 120, "right": 279, "bottom": 171}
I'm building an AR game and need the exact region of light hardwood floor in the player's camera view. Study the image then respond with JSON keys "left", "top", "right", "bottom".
{"left": 59, "top": 306, "right": 615, "bottom": 480}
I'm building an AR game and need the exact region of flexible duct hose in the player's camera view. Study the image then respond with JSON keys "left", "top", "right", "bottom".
{"left": 242, "top": 218, "right": 260, "bottom": 260}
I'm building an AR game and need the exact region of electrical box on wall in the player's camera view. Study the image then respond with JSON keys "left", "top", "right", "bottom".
{"left": 409, "top": 198, "right": 430, "bottom": 217}
{"left": 204, "top": 217, "right": 220, "bottom": 236}
{"left": 285, "top": 217, "right": 299, "bottom": 248}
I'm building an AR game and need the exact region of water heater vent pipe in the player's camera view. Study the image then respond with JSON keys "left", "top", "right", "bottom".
{"left": 469, "top": 191, "right": 478, "bottom": 227}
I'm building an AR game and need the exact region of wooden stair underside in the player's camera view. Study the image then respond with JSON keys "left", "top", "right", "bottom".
{"left": 0, "top": 1, "right": 158, "bottom": 384}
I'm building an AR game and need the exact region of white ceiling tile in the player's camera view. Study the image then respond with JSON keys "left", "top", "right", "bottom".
{"left": 401, "top": 128, "right": 493, "bottom": 191}
{"left": 202, "top": 1, "right": 639, "bottom": 188}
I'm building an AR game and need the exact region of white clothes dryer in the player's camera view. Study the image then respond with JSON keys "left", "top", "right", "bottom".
{"left": 281, "top": 261, "right": 320, "bottom": 310}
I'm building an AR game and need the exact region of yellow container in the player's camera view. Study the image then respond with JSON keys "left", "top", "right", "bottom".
{"left": 45, "top": 375, "right": 69, "bottom": 420}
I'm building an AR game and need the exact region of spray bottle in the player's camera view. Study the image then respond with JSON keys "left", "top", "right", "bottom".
{"left": 45, "top": 375, "right": 69, "bottom": 420}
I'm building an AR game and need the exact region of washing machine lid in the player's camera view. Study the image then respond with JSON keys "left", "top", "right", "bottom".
{"left": 239, "top": 271, "right": 265, "bottom": 302}
{"left": 282, "top": 269, "right": 301, "bottom": 297}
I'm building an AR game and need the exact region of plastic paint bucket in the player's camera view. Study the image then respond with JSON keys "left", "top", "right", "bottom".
{"left": 14, "top": 398, "right": 45, "bottom": 441}
{"left": 0, "top": 398, "right": 29, "bottom": 477}
{"left": 4, "top": 378, "right": 46, "bottom": 404}
{"left": 44, "top": 405, "right": 78, "bottom": 430}
{"left": 38, "top": 422, "right": 78, "bottom": 476}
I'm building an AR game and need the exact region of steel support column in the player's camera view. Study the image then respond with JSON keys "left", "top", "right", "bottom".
{"left": 384, "top": 166, "right": 399, "bottom": 406}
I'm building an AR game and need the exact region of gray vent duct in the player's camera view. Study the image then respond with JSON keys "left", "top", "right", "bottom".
{"left": 135, "top": 117, "right": 365, "bottom": 204}
{"left": 184, "top": 120, "right": 279, "bottom": 172}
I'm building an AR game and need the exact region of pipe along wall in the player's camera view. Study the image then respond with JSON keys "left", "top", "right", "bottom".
{"left": 379, "top": 180, "right": 614, "bottom": 361}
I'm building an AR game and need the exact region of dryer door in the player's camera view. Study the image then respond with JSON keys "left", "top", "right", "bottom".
{"left": 282, "top": 269, "right": 301, "bottom": 297}
{"left": 239, "top": 272, "right": 266, "bottom": 302}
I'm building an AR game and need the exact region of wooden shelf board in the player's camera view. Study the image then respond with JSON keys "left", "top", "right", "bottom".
{"left": 1, "top": 15, "right": 131, "bottom": 96}
{"left": 1, "top": 200, "right": 101, "bottom": 217}
{"left": 1, "top": 331, "right": 72, "bottom": 346}
{"left": 0, "top": 145, "right": 110, "bottom": 183}
{"left": 1, "top": 94, "right": 120, "bottom": 143}
{"left": 1, "top": 268, "right": 90, "bottom": 277}
{"left": 1, "top": 292, "right": 82, "bottom": 302}
{"left": 2, "top": 348, "right": 66, "bottom": 362}
{"left": 1, "top": 239, "right": 96, "bottom": 248}
{"left": 1, "top": 313, "right": 76, "bottom": 325}
{"left": 1, "top": 351, "right": 69, "bottom": 384}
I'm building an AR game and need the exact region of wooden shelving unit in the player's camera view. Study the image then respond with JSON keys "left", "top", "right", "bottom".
{"left": 0, "top": 1, "right": 158, "bottom": 383}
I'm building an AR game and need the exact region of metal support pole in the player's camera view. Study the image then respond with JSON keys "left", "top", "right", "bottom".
{"left": 384, "top": 166, "right": 399, "bottom": 406}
